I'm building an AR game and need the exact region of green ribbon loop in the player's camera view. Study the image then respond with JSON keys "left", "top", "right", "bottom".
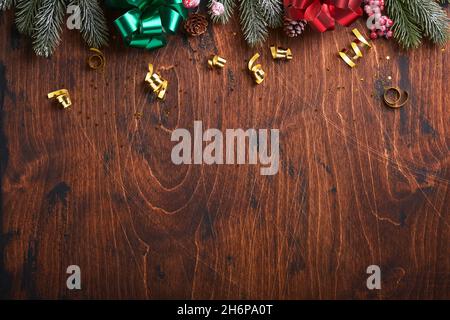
{"left": 106, "top": 0, "right": 187, "bottom": 50}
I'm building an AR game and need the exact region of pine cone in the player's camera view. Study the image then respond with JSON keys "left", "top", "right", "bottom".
{"left": 283, "top": 16, "right": 307, "bottom": 38}
{"left": 184, "top": 14, "right": 208, "bottom": 36}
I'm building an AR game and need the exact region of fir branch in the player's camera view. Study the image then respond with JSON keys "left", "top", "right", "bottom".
{"left": 437, "top": 0, "right": 448, "bottom": 5}
{"left": 387, "top": 0, "right": 423, "bottom": 48}
{"left": 0, "top": 0, "right": 14, "bottom": 11}
{"left": 405, "top": 0, "right": 449, "bottom": 46}
{"left": 240, "top": 0, "right": 268, "bottom": 46}
{"left": 71, "top": 0, "right": 108, "bottom": 48}
{"left": 259, "top": 0, "right": 283, "bottom": 28}
{"left": 209, "top": 0, "right": 236, "bottom": 24}
{"left": 387, "top": 0, "right": 449, "bottom": 48}
{"left": 15, "top": 0, "right": 41, "bottom": 36}
{"left": 32, "top": 0, "right": 65, "bottom": 57}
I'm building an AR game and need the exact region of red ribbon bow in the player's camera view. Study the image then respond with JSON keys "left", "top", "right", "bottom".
{"left": 284, "top": 0, "right": 363, "bottom": 32}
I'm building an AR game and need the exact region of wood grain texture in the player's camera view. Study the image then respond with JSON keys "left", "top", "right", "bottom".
{"left": 0, "top": 9, "right": 448, "bottom": 299}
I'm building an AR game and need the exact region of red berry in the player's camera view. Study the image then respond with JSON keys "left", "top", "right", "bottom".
{"left": 182, "top": 0, "right": 200, "bottom": 8}
{"left": 370, "top": 32, "right": 378, "bottom": 39}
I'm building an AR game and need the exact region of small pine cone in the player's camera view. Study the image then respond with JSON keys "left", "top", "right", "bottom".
{"left": 184, "top": 14, "right": 209, "bottom": 36}
{"left": 283, "top": 16, "right": 307, "bottom": 38}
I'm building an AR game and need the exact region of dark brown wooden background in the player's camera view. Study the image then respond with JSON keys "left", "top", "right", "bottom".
{"left": 0, "top": 8, "right": 448, "bottom": 299}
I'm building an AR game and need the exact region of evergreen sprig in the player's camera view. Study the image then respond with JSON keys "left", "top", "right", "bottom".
{"left": 259, "top": 0, "right": 283, "bottom": 28}
{"left": 0, "top": 0, "right": 14, "bottom": 11}
{"left": 32, "top": 0, "right": 66, "bottom": 57}
{"left": 71, "top": 0, "right": 108, "bottom": 48}
{"left": 240, "top": 0, "right": 268, "bottom": 47}
{"left": 387, "top": 0, "right": 423, "bottom": 48}
{"left": 210, "top": 0, "right": 282, "bottom": 46}
{"left": 209, "top": 0, "right": 236, "bottom": 24}
{"left": 413, "top": 0, "right": 449, "bottom": 46}
{"left": 387, "top": 0, "right": 449, "bottom": 49}
{"left": 2, "top": 0, "right": 109, "bottom": 56}
{"left": 15, "top": 0, "right": 41, "bottom": 36}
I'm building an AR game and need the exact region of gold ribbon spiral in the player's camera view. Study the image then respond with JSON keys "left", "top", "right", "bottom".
{"left": 339, "top": 28, "right": 372, "bottom": 68}
{"left": 145, "top": 63, "right": 168, "bottom": 100}
{"left": 47, "top": 89, "right": 72, "bottom": 109}
{"left": 270, "top": 46, "right": 293, "bottom": 60}
{"left": 208, "top": 55, "right": 227, "bottom": 69}
{"left": 248, "top": 53, "right": 265, "bottom": 84}
{"left": 87, "top": 48, "right": 106, "bottom": 70}
{"left": 383, "top": 86, "right": 409, "bottom": 108}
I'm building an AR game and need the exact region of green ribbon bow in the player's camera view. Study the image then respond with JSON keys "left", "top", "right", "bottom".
{"left": 106, "top": 0, "right": 188, "bottom": 50}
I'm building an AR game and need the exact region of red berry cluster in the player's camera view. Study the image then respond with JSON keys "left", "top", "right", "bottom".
{"left": 364, "top": 0, "right": 394, "bottom": 40}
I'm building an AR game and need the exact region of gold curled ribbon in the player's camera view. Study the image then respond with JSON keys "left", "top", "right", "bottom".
{"left": 352, "top": 28, "right": 372, "bottom": 48}
{"left": 87, "top": 48, "right": 106, "bottom": 70}
{"left": 339, "top": 49, "right": 357, "bottom": 68}
{"left": 270, "top": 45, "right": 293, "bottom": 60}
{"left": 339, "top": 28, "right": 371, "bottom": 68}
{"left": 145, "top": 63, "right": 168, "bottom": 100}
{"left": 208, "top": 55, "right": 227, "bottom": 69}
{"left": 383, "top": 86, "right": 409, "bottom": 108}
{"left": 47, "top": 89, "right": 72, "bottom": 109}
{"left": 248, "top": 53, "right": 265, "bottom": 84}
{"left": 350, "top": 40, "right": 364, "bottom": 58}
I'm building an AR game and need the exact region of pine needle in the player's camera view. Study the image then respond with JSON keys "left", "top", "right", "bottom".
{"left": 240, "top": 0, "right": 268, "bottom": 47}
{"left": 209, "top": 0, "right": 236, "bottom": 24}
{"left": 15, "top": 0, "right": 41, "bottom": 36}
{"left": 32, "top": 0, "right": 65, "bottom": 57}
{"left": 387, "top": 0, "right": 449, "bottom": 49}
{"left": 71, "top": 0, "right": 108, "bottom": 48}
{"left": 405, "top": 0, "right": 449, "bottom": 46}
{"left": 259, "top": 0, "right": 283, "bottom": 28}
{"left": 0, "top": 0, "right": 14, "bottom": 11}
{"left": 387, "top": 0, "right": 423, "bottom": 48}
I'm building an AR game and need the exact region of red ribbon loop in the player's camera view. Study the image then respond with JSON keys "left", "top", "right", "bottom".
{"left": 284, "top": 0, "right": 362, "bottom": 32}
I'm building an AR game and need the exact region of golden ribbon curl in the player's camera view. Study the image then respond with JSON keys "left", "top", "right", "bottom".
{"left": 87, "top": 48, "right": 106, "bottom": 70}
{"left": 47, "top": 89, "right": 72, "bottom": 109}
{"left": 383, "top": 86, "right": 409, "bottom": 108}
{"left": 208, "top": 55, "right": 227, "bottom": 69}
{"left": 248, "top": 53, "right": 265, "bottom": 84}
{"left": 145, "top": 63, "right": 168, "bottom": 100}
{"left": 339, "top": 28, "right": 372, "bottom": 68}
{"left": 270, "top": 45, "right": 293, "bottom": 60}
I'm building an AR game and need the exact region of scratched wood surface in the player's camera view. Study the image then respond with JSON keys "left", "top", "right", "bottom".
{"left": 0, "top": 8, "right": 449, "bottom": 299}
